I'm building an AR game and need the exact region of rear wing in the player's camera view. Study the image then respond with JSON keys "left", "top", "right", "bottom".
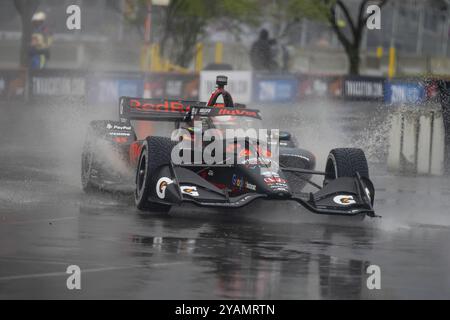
{"left": 119, "top": 97, "right": 258, "bottom": 122}
{"left": 119, "top": 97, "right": 200, "bottom": 122}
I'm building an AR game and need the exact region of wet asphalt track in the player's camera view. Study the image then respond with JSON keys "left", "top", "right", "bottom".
{"left": 0, "top": 99, "right": 450, "bottom": 299}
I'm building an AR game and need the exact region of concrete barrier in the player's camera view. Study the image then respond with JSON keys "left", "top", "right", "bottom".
{"left": 388, "top": 109, "right": 445, "bottom": 175}
{"left": 430, "top": 112, "right": 445, "bottom": 175}
{"left": 439, "top": 84, "right": 450, "bottom": 175}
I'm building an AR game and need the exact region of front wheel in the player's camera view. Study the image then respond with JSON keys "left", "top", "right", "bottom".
{"left": 135, "top": 136, "right": 175, "bottom": 212}
{"left": 325, "top": 148, "right": 369, "bottom": 180}
{"left": 324, "top": 148, "right": 374, "bottom": 205}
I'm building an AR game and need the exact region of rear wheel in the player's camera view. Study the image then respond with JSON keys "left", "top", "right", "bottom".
{"left": 81, "top": 120, "right": 136, "bottom": 194}
{"left": 135, "top": 136, "right": 176, "bottom": 212}
{"left": 81, "top": 133, "right": 100, "bottom": 193}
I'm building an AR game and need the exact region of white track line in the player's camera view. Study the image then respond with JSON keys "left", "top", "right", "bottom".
{"left": 0, "top": 256, "right": 109, "bottom": 267}
{"left": 0, "top": 262, "right": 185, "bottom": 281}
{"left": 0, "top": 216, "right": 78, "bottom": 225}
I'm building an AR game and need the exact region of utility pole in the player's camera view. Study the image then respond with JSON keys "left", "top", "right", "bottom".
{"left": 143, "top": 0, "right": 152, "bottom": 98}
{"left": 443, "top": 9, "right": 450, "bottom": 56}
{"left": 416, "top": 2, "right": 425, "bottom": 55}
{"left": 118, "top": 0, "right": 124, "bottom": 41}
{"left": 300, "top": 19, "right": 308, "bottom": 48}
{"left": 142, "top": 0, "right": 170, "bottom": 97}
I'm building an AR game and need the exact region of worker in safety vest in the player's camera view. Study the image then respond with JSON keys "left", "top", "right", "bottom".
{"left": 29, "top": 11, "right": 53, "bottom": 70}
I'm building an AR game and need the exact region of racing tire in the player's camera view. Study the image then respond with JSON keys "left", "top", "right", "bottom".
{"left": 81, "top": 120, "right": 136, "bottom": 193}
{"left": 81, "top": 151, "right": 96, "bottom": 192}
{"left": 135, "top": 136, "right": 176, "bottom": 212}
{"left": 81, "top": 132, "right": 101, "bottom": 193}
{"left": 81, "top": 121, "right": 113, "bottom": 193}
{"left": 325, "top": 148, "right": 369, "bottom": 181}
{"left": 324, "top": 148, "right": 375, "bottom": 209}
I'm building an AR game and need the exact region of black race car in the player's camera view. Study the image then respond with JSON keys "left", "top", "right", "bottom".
{"left": 82, "top": 76, "right": 376, "bottom": 218}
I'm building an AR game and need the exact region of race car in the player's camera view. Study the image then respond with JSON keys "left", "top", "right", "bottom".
{"left": 82, "top": 75, "right": 376, "bottom": 218}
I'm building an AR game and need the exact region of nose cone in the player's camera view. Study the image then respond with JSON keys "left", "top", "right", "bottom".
{"left": 257, "top": 169, "right": 291, "bottom": 198}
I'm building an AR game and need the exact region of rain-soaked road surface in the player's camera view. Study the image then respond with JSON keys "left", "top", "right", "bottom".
{"left": 0, "top": 100, "right": 450, "bottom": 299}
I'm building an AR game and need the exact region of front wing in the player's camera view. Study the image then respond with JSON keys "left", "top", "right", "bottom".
{"left": 150, "top": 167, "right": 376, "bottom": 217}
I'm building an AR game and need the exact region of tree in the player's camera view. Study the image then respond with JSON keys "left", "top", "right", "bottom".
{"left": 121, "top": 0, "right": 258, "bottom": 68}
{"left": 13, "top": 0, "right": 40, "bottom": 68}
{"left": 289, "top": 0, "right": 389, "bottom": 75}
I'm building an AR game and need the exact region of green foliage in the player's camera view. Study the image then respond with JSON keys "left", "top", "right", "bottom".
{"left": 285, "top": 0, "right": 333, "bottom": 21}
{"left": 123, "top": 0, "right": 258, "bottom": 67}
{"left": 125, "top": 0, "right": 258, "bottom": 25}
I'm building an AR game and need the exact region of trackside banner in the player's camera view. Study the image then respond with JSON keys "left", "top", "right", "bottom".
{"left": 86, "top": 72, "right": 143, "bottom": 105}
{"left": 297, "top": 75, "right": 343, "bottom": 98}
{"left": 384, "top": 81, "right": 426, "bottom": 105}
{"left": 253, "top": 73, "right": 299, "bottom": 103}
{"left": 343, "top": 76, "right": 384, "bottom": 100}
{"left": 31, "top": 69, "right": 86, "bottom": 97}
{"left": 0, "top": 69, "right": 26, "bottom": 100}
{"left": 0, "top": 68, "right": 446, "bottom": 108}
{"left": 144, "top": 73, "right": 199, "bottom": 100}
